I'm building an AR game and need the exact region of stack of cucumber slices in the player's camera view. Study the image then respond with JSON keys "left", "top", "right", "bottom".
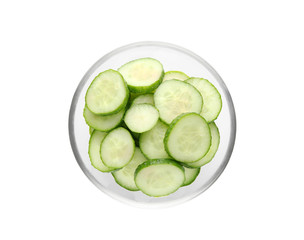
{"left": 84, "top": 57, "right": 222, "bottom": 197}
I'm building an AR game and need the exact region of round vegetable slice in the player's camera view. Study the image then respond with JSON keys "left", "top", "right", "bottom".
{"left": 135, "top": 159, "right": 185, "bottom": 197}
{"left": 163, "top": 71, "right": 189, "bottom": 81}
{"left": 124, "top": 103, "right": 159, "bottom": 133}
{"left": 131, "top": 93, "right": 154, "bottom": 106}
{"left": 100, "top": 127, "right": 135, "bottom": 168}
{"left": 89, "top": 130, "right": 115, "bottom": 172}
{"left": 118, "top": 58, "right": 164, "bottom": 93}
{"left": 186, "top": 78, "right": 222, "bottom": 122}
{"left": 154, "top": 80, "right": 203, "bottom": 124}
{"left": 83, "top": 106, "right": 125, "bottom": 132}
{"left": 139, "top": 120, "right": 170, "bottom": 159}
{"left": 85, "top": 69, "right": 129, "bottom": 115}
{"left": 164, "top": 113, "right": 211, "bottom": 163}
{"left": 112, "top": 147, "right": 148, "bottom": 191}
{"left": 182, "top": 167, "right": 200, "bottom": 186}
{"left": 184, "top": 122, "right": 220, "bottom": 168}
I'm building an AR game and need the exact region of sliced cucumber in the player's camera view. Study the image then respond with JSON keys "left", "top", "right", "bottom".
{"left": 88, "top": 130, "right": 115, "bottom": 172}
{"left": 85, "top": 69, "right": 129, "bottom": 115}
{"left": 112, "top": 147, "right": 148, "bottom": 191}
{"left": 100, "top": 127, "right": 135, "bottom": 168}
{"left": 131, "top": 94, "right": 154, "bottom": 106}
{"left": 139, "top": 120, "right": 170, "bottom": 159}
{"left": 124, "top": 103, "right": 159, "bottom": 133}
{"left": 186, "top": 78, "right": 222, "bottom": 122}
{"left": 163, "top": 71, "right": 189, "bottom": 81}
{"left": 154, "top": 80, "right": 203, "bottom": 124}
{"left": 83, "top": 106, "right": 125, "bottom": 132}
{"left": 164, "top": 112, "right": 211, "bottom": 163}
{"left": 135, "top": 159, "right": 185, "bottom": 197}
{"left": 182, "top": 167, "right": 200, "bottom": 186}
{"left": 184, "top": 122, "right": 220, "bottom": 168}
{"left": 89, "top": 126, "right": 94, "bottom": 135}
{"left": 118, "top": 58, "right": 164, "bottom": 93}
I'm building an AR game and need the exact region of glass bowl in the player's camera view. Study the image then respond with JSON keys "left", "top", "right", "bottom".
{"left": 68, "top": 41, "right": 236, "bottom": 208}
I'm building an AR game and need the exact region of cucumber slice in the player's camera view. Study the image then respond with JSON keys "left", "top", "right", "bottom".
{"left": 83, "top": 106, "right": 125, "bottom": 132}
{"left": 100, "top": 127, "right": 135, "bottom": 168}
{"left": 164, "top": 112, "right": 211, "bottom": 163}
{"left": 124, "top": 103, "right": 159, "bottom": 133}
{"left": 163, "top": 71, "right": 189, "bottom": 81}
{"left": 182, "top": 167, "right": 200, "bottom": 186}
{"left": 186, "top": 78, "right": 222, "bottom": 122}
{"left": 131, "top": 94, "right": 154, "bottom": 106}
{"left": 89, "top": 126, "right": 94, "bottom": 135}
{"left": 184, "top": 122, "right": 220, "bottom": 168}
{"left": 89, "top": 130, "right": 115, "bottom": 172}
{"left": 112, "top": 147, "right": 148, "bottom": 191}
{"left": 135, "top": 159, "right": 185, "bottom": 197}
{"left": 85, "top": 69, "right": 129, "bottom": 115}
{"left": 154, "top": 80, "right": 203, "bottom": 124}
{"left": 118, "top": 58, "right": 164, "bottom": 93}
{"left": 139, "top": 120, "right": 170, "bottom": 159}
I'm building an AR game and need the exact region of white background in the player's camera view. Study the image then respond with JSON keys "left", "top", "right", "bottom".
{"left": 1, "top": 1, "right": 303, "bottom": 239}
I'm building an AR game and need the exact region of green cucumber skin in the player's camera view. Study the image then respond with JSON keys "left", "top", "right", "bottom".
{"left": 134, "top": 159, "right": 185, "bottom": 197}
{"left": 85, "top": 69, "right": 130, "bottom": 116}
{"left": 100, "top": 127, "right": 136, "bottom": 169}
{"left": 164, "top": 112, "right": 212, "bottom": 163}
{"left": 182, "top": 167, "right": 201, "bottom": 186}
{"left": 163, "top": 71, "right": 189, "bottom": 81}
{"left": 127, "top": 70, "right": 164, "bottom": 94}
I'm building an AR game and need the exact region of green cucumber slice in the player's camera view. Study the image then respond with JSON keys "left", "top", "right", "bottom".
{"left": 186, "top": 78, "right": 222, "bottom": 122}
{"left": 83, "top": 106, "right": 125, "bottom": 132}
{"left": 88, "top": 130, "right": 115, "bottom": 172}
{"left": 135, "top": 159, "right": 185, "bottom": 197}
{"left": 124, "top": 103, "right": 159, "bottom": 133}
{"left": 154, "top": 80, "right": 203, "bottom": 124}
{"left": 131, "top": 93, "right": 154, "bottom": 106}
{"left": 100, "top": 127, "right": 135, "bottom": 168}
{"left": 164, "top": 112, "right": 211, "bottom": 163}
{"left": 112, "top": 147, "right": 148, "bottom": 191}
{"left": 85, "top": 69, "right": 129, "bottom": 115}
{"left": 182, "top": 167, "right": 200, "bottom": 186}
{"left": 139, "top": 120, "right": 170, "bottom": 159}
{"left": 89, "top": 126, "right": 94, "bottom": 135}
{"left": 184, "top": 122, "right": 220, "bottom": 168}
{"left": 118, "top": 58, "right": 164, "bottom": 93}
{"left": 163, "top": 71, "right": 189, "bottom": 81}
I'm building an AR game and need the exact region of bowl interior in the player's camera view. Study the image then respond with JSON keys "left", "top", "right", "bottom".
{"left": 69, "top": 42, "right": 236, "bottom": 208}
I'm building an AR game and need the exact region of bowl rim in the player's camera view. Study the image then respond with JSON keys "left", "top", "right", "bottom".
{"left": 68, "top": 41, "right": 237, "bottom": 208}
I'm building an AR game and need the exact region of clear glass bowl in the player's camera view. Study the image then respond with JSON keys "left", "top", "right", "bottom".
{"left": 68, "top": 41, "right": 236, "bottom": 208}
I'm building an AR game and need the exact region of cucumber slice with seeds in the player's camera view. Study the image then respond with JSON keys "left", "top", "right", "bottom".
{"left": 85, "top": 69, "right": 129, "bottom": 115}
{"left": 100, "top": 127, "right": 135, "bottom": 168}
{"left": 124, "top": 103, "right": 159, "bottom": 133}
{"left": 182, "top": 167, "right": 200, "bottom": 186}
{"left": 184, "top": 122, "right": 220, "bottom": 168}
{"left": 164, "top": 112, "right": 211, "bottom": 163}
{"left": 139, "top": 120, "right": 170, "bottom": 159}
{"left": 154, "top": 80, "right": 203, "bottom": 124}
{"left": 186, "top": 78, "right": 222, "bottom": 122}
{"left": 112, "top": 147, "right": 148, "bottom": 191}
{"left": 135, "top": 159, "right": 185, "bottom": 197}
{"left": 163, "top": 71, "right": 189, "bottom": 81}
{"left": 83, "top": 106, "right": 125, "bottom": 132}
{"left": 118, "top": 58, "right": 164, "bottom": 93}
{"left": 89, "top": 130, "right": 115, "bottom": 172}
{"left": 131, "top": 93, "right": 154, "bottom": 106}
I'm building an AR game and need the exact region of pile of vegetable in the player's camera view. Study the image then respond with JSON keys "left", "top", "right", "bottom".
{"left": 84, "top": 58, "right": 222, "bottom": 197}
